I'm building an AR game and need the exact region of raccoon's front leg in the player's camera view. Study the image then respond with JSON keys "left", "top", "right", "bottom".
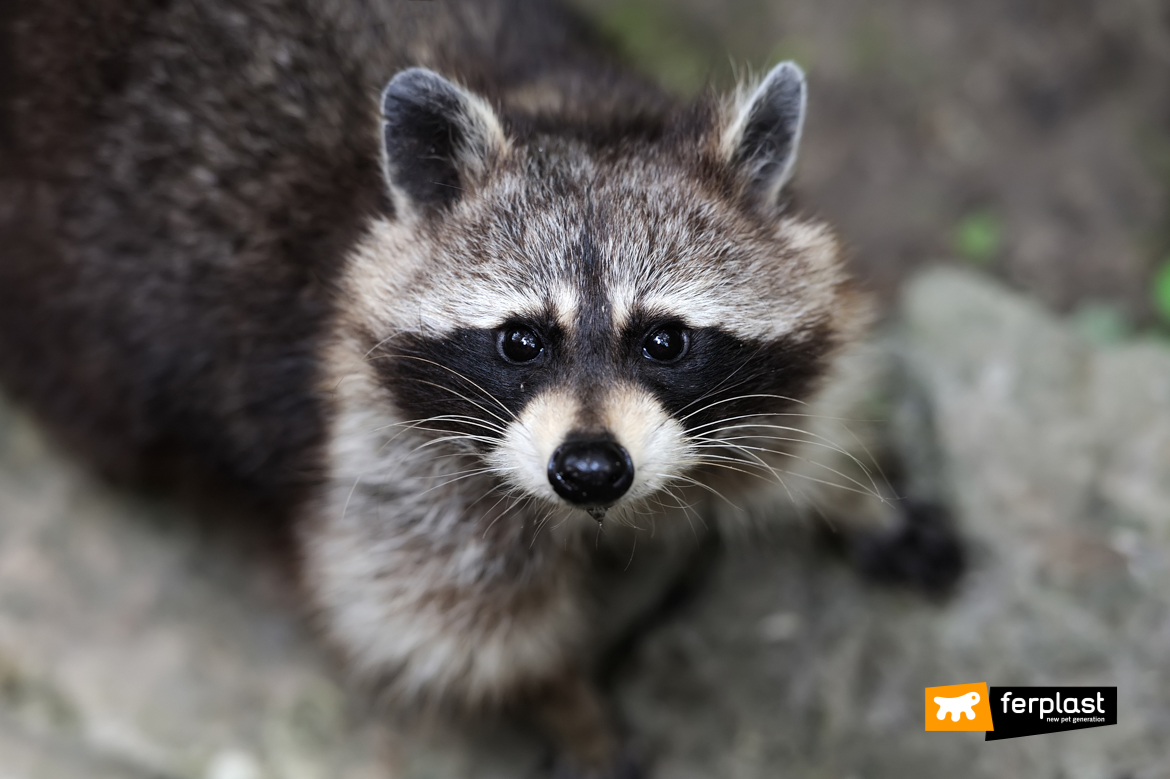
{"left": 528, "top": 667, "right": 634, "bottom": 777}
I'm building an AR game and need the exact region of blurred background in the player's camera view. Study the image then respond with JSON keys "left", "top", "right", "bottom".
{"left": 577, "top": 0, "right": 1170, "bottom": 334}
{"left": 3, "top": 2, "right": 1170, "bottom": 778}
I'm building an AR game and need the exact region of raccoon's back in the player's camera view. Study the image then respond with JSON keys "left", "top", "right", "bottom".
{"left": 0, "top": 0, "right": 638, "bottom": 503}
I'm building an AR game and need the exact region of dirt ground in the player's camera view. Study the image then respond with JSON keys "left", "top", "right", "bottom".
{"left": 573, "top": 0, "right": 1170, "bottom": 324}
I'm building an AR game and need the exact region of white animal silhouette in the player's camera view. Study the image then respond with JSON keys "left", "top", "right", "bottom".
{"left": 934, "top": 691, "right": 981, "bottom": 721}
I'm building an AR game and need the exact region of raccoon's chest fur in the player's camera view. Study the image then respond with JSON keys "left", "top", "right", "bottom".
{"left": 1, "top": 0, "right": 871, "bottom": 772}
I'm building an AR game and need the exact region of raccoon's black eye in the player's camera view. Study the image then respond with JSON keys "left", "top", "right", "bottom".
{"left": 643, "top": 326, "right": 689, "bottom": 363}
{"left": 498, "top": 325, "right": 543, "bottom": 363}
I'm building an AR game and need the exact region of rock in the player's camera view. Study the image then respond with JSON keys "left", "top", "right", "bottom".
{"left": 0, "top": 400, "right": 393, "bottom": 779}
{"left": 3, "top": 267, "right": 1169, "bottom": 778}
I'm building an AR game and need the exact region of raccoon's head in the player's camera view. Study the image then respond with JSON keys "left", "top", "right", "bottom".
{"left": 344, "top": 63, "right": 865, "bottom": 522}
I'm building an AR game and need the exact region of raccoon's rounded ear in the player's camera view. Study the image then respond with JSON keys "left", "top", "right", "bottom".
{"left": 720, "top": 61, "right": 807, "bottom": 212}
{"left": 380, "top": 68, "right": 507, "bottom": 218}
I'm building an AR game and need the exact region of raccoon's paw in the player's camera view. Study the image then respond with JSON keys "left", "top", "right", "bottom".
{"left": 837, "top": 499, "right": 966, "bottom": 595}
{"left": 542, "top": 744, "right": 647, "bottom": 779}
{"left": 527, "top": 667, "right": 647, "bottom": 779}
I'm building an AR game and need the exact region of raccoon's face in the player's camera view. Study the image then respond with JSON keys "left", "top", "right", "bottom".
{"left": 343, "top": 65, "right": 863, "bottom": 521}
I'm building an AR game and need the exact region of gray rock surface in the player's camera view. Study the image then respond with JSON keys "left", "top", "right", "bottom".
{"left": 3, "top": 267, "right": 1170, "bottom": 778}
{"left": 0, "top": 403, "right": 394, "bottom": 778}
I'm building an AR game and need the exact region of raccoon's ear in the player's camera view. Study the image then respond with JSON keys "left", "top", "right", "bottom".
{"left": 720, "top": 61, "right": 807, "bottom": 211}
{"left": 380, "top": 68, "right": 506, "bottom": 217}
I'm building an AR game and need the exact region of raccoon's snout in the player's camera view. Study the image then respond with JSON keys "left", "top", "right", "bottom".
{"left": 547, "top": 437, "right": 634, "bottom": 506}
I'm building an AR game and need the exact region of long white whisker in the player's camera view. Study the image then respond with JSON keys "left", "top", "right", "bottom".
{"left": 695, "top": 437, "right": 884, "bottom": 498}
{"left": 370, "top": 414, "right": 507, "bottom": 436}
{"left": 658, "top": 470, "right": 740, "bottom": 512}
{"left": 697, "top": 439, "right": 883, "bottom": 500}
{"left": 402, "top": 431, "right": 499, "bottom": 451}
{"left": 390, "top": 377, "right": 513, "bottom": 427}
{"left": 689, "top": 438, "right": 801, "bottom": 507}
{"left": 413, "top": 466, "right": 517, "bottom": 500}
{"left": 774, "top": 469, "right": 887, "bottom": 499}
{"left": 693, "top": 422, "right": 882, "bottom": 485}
{"left": 678, "top": 390, "right": 808, "bottom": 424}
{"left": 371, "top": 353, "right": 517, "bottom": 421}
{"left": 671, "top": 345, "right": 768, "bottom": 418}
{"left": 655, "top": 483, "right": 706, "bottom": 540}
{"left": 529, "top": 504, "right": 559, "bottom": 548}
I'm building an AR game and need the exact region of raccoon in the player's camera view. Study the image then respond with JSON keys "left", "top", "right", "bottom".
{"left": 0, "top": 0, "right": 957, "bottom": 775}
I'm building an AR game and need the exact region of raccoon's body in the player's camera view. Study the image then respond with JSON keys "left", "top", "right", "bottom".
{"left": 0, "top": 1, "right": 931, "bottom": 774}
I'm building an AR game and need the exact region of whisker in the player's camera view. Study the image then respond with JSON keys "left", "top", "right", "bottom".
{"left": 656, "top": 470, "right": 740, "bottom": 513}
{"left": 840, "top": 423, "right": 899, "bottom": 500}
{"left": 690, "top": 434, "right": 869, "bottom": 478}
{"left": 652, "top": 484, "right": 705, "bottom": 541}
{"left": 370, "top": 353, "right": 517, "bottom": 422}
{"left": 401, "top": 431, "right": 500, "bottom": 453}
{"left": 529, "top": 504, "right": 559, "bottom": 549}
{"left": 688, "top": 439, "right": 883, "bottom": 500}
{"left": 388, "top": 377, "right": 513, "bottom": 427}
{"left": 361, "top": 327, "right": 415, "bottom": 362}
{"left": 671, "top": 345, "right": 767, "bottom": 418}
{"left": 684, "top": 409, "right": 878, "bottom": 433}
{"left": 693, "top": 422, "right": 882, "bottom": 487}
{"left": 685, "top": 450, "right": 885, "bottom": 502}
{"left": 713, "top": 440, "right": 882, "bottom": 498}
{"left": 678, "top": 390, "right": 808, "bottom": 425}
{"left": 412, "top": 466, "right": 515, "bottom": 500}
{"left": 370, "top": 414, "right": 507, "bottom": 437}
{"left": 773, "top": 469, "right": 887, "bottom": 499}
{"left": 676, "top": 452, "right": 779, "bottom": 480}
{"left": 478, "top": 489, "right": 522, "bottom": 538}
{"left": 688, "top": 437, "right": 802, "bottom": 508}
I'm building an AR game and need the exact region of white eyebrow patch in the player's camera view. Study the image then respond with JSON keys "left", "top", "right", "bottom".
{"left": 610, "top": 286, "right": 805, "bottom": 343}
{"left": 345, "top": 219, "right": 585, "bottom": 336}
{"left": 548, "top": 283, "right": 580, "bottom": 332}
{"left": 405, "top": 280, "right": 580, "bottom": 335}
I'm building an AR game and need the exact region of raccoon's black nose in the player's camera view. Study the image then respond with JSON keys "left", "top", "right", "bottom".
{"left": 548, "top": 438, "right": 634, "bottom": 506}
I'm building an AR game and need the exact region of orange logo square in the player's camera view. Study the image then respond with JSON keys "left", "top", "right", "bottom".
{"left": 925, "top": 683, "right": 994, "bottom": 731}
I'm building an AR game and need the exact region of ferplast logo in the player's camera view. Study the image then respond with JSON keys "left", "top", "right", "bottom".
{"left": 925, "top": 684, "right": 1117, "bottom": 740}
{"left": 985, "top": 686, "right": 1117, "bottom": 741}
{"left": 924, "top": 683, "right": 994, "bottom": 732}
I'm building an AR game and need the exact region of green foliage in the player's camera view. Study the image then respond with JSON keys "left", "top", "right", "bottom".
{"left": 954, "top": 210, "right": 1002, "bottom": 265}
{"left": 1154, "top": 258, "right": 1170, "bottom": 325}
{"left": 594, "top": 1, "right": 716, "bottom": 94}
